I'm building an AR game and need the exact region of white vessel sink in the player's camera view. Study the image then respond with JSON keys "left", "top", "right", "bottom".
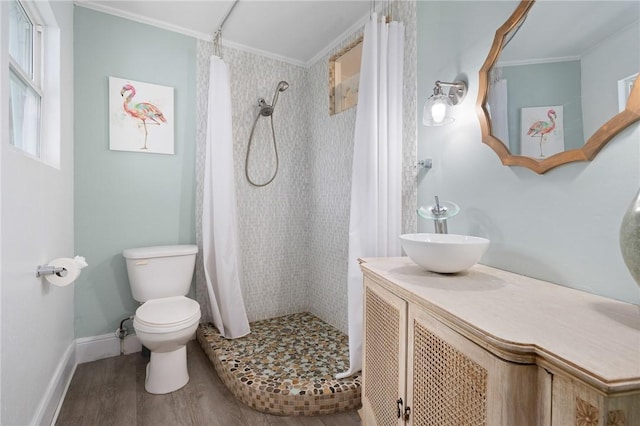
{"left": 399, "top": 233, "right": 490, "bottom": 273}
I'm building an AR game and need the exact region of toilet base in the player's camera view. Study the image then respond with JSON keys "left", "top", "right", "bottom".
{"left": 144, "top": 345, "right": 189, "bottom": 394}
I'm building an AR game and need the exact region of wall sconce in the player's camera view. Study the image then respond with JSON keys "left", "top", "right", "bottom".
{"left": 422, "top": 80, "right": 468, "bottom": 126}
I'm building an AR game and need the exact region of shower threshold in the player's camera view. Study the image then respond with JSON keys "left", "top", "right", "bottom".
{"left": 196, "top": 312, "right": 361, "bottom": 416}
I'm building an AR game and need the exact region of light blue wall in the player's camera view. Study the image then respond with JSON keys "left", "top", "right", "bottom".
{"left": 74, "top": 7, "right": 197, "bottom": 337}
{"left": 581, "top": 23, "right": 639, "bottom": 140}
{"left": 417, "top": 1, "right": 640, "bottom": 305}
{"left": 501, "top": 61, "right": 584, "bottom": 154}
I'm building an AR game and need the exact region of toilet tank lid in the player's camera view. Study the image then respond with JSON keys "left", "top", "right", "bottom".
{"left": 123, "top": 244, "right": 198, "bottom": 259}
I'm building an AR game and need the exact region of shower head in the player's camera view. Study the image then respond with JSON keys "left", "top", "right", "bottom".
{"left": 272, "top": 80, "right": 289, "bottom": 109}
{"left": 277, "top": 81, "right": 289, "bottom": 92}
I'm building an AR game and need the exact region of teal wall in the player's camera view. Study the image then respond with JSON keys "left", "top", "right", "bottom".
{"left": 74, "top": 7, "right": 197, "bottom": 337}
{"left": 501, "top": 61, "right": 584, "bottom": 154}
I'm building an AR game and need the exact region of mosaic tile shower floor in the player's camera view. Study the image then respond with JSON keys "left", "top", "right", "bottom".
{"left": 197, "top": 312, "right": 361, "bottom": 416}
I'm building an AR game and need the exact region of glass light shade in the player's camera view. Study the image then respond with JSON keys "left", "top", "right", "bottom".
{"left": 422, "top": 94, "right": 454, "bottom": 126}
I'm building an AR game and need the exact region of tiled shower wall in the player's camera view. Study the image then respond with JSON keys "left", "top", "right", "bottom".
{"left": 195, "top": 43, "right": 310, "bottom": 323}
{"left": 305, "top": 30, "right": 360, "bottom": 333}
{"left": 196, "top": 2, "right": 417, "bottom": 334}
{"left": 306, "top": 1, "right": 417, "bottom": 333}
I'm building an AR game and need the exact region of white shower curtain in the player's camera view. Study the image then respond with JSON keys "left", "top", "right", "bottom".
{"left": 488, "top": 77, "right": 510, "bottom": 146}
{"left": 338, "top": 14, "right": 404, "bottom": 379}
{"left": 202, "top": 55, "right": 250, "bottom": 339}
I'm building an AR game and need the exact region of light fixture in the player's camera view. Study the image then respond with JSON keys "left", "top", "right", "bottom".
{"left": 422, "top": 80, "right": 468, "bottom": 126}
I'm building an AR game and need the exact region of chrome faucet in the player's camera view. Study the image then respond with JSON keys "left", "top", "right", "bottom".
{"left": 417, "top": 196, "right": 460, "bottom": 234}
{"left": 431, "top": 196, "right": 449, "bottom": 234}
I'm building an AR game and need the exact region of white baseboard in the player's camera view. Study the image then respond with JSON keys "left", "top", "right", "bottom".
{"left": 76, "top": 333, "right": 141, "bottom": 364}
{"left": 27, "top": 334, "right": 141, "bottom": 425}
{"left": 29, "top": 340, "right": 76, "bottom": 426}
{"left": 41, "top": 331, "right": 196, "bottom": 424}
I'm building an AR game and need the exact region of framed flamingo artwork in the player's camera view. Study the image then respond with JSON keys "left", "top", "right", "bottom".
{"left": 520, "top": 105, "right": 564, "bottom": 159}
{"left": 109, "top": 76, "right": 174, "bottom": 154}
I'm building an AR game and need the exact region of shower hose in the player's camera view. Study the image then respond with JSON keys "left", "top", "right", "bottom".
{"left": 245, "top": 111, "right": 279, "bottom": 187}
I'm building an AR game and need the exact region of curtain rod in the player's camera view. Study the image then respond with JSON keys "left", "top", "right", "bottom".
{"left": 216, "top": 0, "right": 239, "bottom": 35}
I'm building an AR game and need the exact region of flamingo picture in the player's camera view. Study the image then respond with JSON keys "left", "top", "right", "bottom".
{"left": 526, "top": 108, "right": 557, "bottom": 157}
{"left": 120, "top": 84, "right": 166, "bottom": 149}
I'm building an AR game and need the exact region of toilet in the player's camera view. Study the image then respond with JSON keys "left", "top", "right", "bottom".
{"left": 123, "top": 244, "right": 201, "bottom": 394}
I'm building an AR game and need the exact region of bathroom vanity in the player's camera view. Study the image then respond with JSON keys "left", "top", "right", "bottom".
{"left": 360, "top": 257, "right": 640, "bottom": 426}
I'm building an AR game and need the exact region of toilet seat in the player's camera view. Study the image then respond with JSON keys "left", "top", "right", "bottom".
{"left": 134, "top": 296, "right": 200, "bottom": 334}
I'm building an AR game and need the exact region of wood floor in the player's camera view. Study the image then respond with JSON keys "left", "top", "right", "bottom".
{"left": 55, "top": 341, "right": 362, "bottom": 426}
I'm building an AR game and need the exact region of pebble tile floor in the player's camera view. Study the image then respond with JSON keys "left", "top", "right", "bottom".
{"left": 197, "top": 312, "right": 362, "bottom": 416}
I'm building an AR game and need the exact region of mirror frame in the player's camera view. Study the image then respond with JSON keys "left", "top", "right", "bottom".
{"left": 477, "top": 0, "right": 640, "bottom": 174}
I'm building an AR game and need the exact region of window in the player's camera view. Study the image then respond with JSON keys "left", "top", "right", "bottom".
{"left": 329, "top": 37, "right": 363, "bottom": 116}
{"left": 8, "top": 0, "right": 43, "bottom": 157}
{"left": 6, "top": 0, "right": 60, "bottom": 167}
{"left": 618, "top": 73, "right": 638, "bottom": 112}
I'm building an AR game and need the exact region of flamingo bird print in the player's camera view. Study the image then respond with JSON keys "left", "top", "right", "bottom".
{"left": 527, "top": 108, "right": 556, "bottom": 157}
{"left": 120, "top": 84, "right": 166, "bottom": 149}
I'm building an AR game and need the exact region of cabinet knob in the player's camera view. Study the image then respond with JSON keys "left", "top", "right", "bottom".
{"left": 396, "top": 398, "right": 403, "bottom": 419}
{"left": 404, "top": 405, "right": 411, "bottom": 421}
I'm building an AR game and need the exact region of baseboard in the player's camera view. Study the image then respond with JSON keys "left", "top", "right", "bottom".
{"left": 76, "top": 333, "right": 141, "bottom": 364}
{"left": 26, "top": 334, "right": 141, "bottom": 425}
{"left": 29, "top": 340, "right": 76, "bottom": 426}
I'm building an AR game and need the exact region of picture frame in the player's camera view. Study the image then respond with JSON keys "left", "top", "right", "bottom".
{"left": 520, "top": 105, "right": 564, "bottom": 159}
{"left": 109, "top": 76, "right": 174, "bottom": 154}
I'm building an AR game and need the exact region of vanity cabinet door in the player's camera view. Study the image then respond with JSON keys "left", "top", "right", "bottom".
{"left": 406, "top": 305, "right": 539, "bottom": 426}
{"left": 362, "top": 278, "right": 408, "bottom": 426}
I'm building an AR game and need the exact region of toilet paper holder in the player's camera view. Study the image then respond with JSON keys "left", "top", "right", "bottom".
{"left": 36, "top": 265, "right": 68, "bottom": 278}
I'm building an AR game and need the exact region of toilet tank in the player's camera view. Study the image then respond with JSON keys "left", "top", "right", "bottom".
{"left": 123, "top": 245, "right": 198, "bottom": 302}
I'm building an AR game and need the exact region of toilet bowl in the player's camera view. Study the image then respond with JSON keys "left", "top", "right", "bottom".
{"left": 133, "top": 296, "right": 201, "bottom": 394}
{"left": 122, "top": 244, "right": 200, "bottom": 395}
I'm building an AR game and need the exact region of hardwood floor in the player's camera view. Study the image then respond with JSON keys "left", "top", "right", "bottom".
{"left": 55, "top": 341, "right": 362, "bottom": 426}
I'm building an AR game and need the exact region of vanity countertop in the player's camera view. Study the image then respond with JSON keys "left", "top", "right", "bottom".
{"left": 360, "top": 256, "right": 640, "bottom": 394}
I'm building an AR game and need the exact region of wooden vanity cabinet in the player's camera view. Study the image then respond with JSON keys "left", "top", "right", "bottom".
{"left": 362, "top": 277, "right": 538, "bottom": 426}
{"left": 360, "top": 257, "right": 640, "bottom": 426}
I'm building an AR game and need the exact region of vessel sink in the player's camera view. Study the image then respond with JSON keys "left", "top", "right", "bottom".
{"left": 399, "top": 233, "right": 490, "bottom": 273}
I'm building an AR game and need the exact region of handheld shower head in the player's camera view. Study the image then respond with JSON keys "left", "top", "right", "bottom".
{"left": 272, "top": 80, "right": 289, "bottom": 109}
{"left": 277, "top": 81, "right": 289, "bottom": 92}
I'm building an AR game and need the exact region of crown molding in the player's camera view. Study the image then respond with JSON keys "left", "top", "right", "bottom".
{"left": 75, "top": 1, "right": 310, "bottom": 68}
{"left": 498, "top": 55, "right": 581, "bottom": 67}
{"left": 305, "top": 12, "right": 369, "bottom": 68}
{"left": 220, "top": 39, "right": 307, "bottom": 68}
{"left": 74, "top": 1, "right": 370, "bottom": 69}
{"left": 74, "top": 1, "right": 213, "bottom": 41}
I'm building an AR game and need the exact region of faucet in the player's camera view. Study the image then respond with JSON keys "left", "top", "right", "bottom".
{"left": 430, "top": 196, "right": 449, "bottom": 234}
{"left": 417, "top": 196, "right": 460, "bottom": 234}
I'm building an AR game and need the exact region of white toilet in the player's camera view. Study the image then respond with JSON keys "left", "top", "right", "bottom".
{"left": 123, "top": 244, "right": 201, "bottom": 394}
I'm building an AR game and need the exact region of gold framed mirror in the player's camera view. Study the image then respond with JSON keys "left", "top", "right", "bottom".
{"left": 477, "top": 0, "right": 640, "bottom": 174}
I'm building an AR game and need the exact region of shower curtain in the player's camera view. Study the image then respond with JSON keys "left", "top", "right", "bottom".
{"left": 487, "top": 76, "right": 510, "bottom": 146}
{"left": 202, "top": 55, "right": 250, "bottom": 339}
{"left": 338, "top": 13, "right": 404, "bottom": 379}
